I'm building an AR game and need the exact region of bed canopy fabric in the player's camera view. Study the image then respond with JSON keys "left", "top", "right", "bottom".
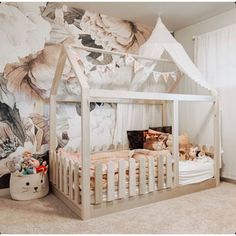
{"left": 139, "top": 18, "right": 216, "bottom": 95}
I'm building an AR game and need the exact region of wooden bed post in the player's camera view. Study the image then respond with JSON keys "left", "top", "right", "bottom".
{"left": 173, "top": 100, "right": 179, "bottom": 187}
{"left": 49, "top": 45, "right": 67, "bottom": 183}
{"left": 213, "top": 97, "right": 220, "bottom": 186}
{"left": 80, "top": 88, "right": 91, "bottom": 220}
{"left": 64, "top": 44, "right": 92, "bottom": 220}
{"left": 162, "top": 101, "right": 167, "bottom": 126}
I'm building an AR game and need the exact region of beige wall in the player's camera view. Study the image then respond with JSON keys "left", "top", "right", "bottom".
{"left": 175, "top": 8, "right": 236, "bottom": 60}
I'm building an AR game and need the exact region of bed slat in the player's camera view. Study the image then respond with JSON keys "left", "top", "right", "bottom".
{"left": 158, "top": 155, "right": 164, "bottom": 190}
{"left": 129, "top": 158, "right": 136, "bottom": 197}
{"left": 118, "top": 160, "right": 126, "bottom": 199}
{"left": 74, "top": 163, "right": 80, "bottom": 204}
{"left": 139, "top": 157, "right": 146, "bottom": 195}
{"left": 53, "top": 151, "right": 56, "bottom": 185}
{"left": 148, "top": 156, "right": 155, "bottom": 192}
{"left": 59, "top": 153, "right": 63, "bottom": 191}
{"left": 166, "top": 154, "right": 173, "bottom": 188}
{"left": 69, "top": 160, "right": 73, "bottom": 200}
{"left": 107, "top": 161, "right": 115, "bottom": 201}
{"left": 95, "top": 163, "right": 103, "bottom": 204}
{"left": 55, "top": 152, "right": 59, "bottom": 189}
{"left": 63, "top": 158, "right": 68, "bottom": 195}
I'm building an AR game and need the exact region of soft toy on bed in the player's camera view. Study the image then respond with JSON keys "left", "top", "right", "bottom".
{"left": 196, "top": 147, "right": 206, "bottom": 160}
{"left": 189, "top": 147, "right": 198, "bottom": 161}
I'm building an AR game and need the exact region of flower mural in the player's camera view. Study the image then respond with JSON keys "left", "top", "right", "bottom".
{"left": 0, "top": 2, "right": 152, "bottom": 188}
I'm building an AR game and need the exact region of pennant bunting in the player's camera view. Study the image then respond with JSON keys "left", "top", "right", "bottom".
{"left": 170, "top": 72, "right": 177, "bottom": 81}
{"left": 153, "top": 71, "right": 161, "bottom": 83}
{"left": 125, "top": 54, "right": 135, "bottom": 65}
{"left": 96, "top": 65, "right": 107, "bottom": 73}
{"left": 134, "top": 60, "right": 144, "bottom": 73}
{"left": 107, "top": 61, "right": 116, "bottom": 72}
{"left": 162, "top": 73, "right": 169, "bottom": 83}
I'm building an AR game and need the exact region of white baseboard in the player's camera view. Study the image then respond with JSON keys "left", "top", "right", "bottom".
{"left": 0, "top": 188, "right": 10, "bottom": 197}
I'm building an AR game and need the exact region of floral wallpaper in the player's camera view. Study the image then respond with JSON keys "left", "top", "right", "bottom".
{"left": 0, "top": 2, "right": 152, "bottom": 188}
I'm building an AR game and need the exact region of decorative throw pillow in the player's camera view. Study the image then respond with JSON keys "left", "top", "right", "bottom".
{"left": 127, "top": 130, "right": 148, "bottom": 150}
{"left": 143, "top": 129, "right": 169, "bottom": 151}
{"left": 149, "top": 126, "right": 172, "bottom": 134}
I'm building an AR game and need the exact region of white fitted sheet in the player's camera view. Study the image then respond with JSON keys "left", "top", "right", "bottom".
{"left": 179, "top": 156, "right": 214, "bottom": 185}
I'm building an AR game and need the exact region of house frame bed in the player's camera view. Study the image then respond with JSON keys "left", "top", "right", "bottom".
{"left": 49, "top": 43, "right": 221, "bottom": 220}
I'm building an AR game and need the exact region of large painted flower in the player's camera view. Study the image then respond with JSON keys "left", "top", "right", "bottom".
{"left": 4, "top": 44, "right": 64, "bottom": 102}
{"left": 0, "top": 3, "right": 51, "bottom": 73}
{"left": 79, "top": 11, "right": 151, "bottom": 53}
{"left": 42, "top": 3, "right": 151, "bottom": 53}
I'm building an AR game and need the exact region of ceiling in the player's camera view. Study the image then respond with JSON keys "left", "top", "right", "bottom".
{"left": 65, "top": 2, "right": 235, "bottom": 31}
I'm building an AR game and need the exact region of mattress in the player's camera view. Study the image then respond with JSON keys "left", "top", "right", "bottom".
{"left": 179, "top": 156, "right": 214, "bottom": 185}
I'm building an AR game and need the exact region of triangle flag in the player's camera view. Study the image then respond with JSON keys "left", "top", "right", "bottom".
{"left": 134, "top": 60, "right": 144, "bottom": 73}
{"left": 107, "top": 61, "right": 116, "bottom": 72}
{"left": 162, "top": 73, "right": 169, "bottom": 83}
{"left": 96, "top": 65, "right": 107, "bottom": 73}
{"left": 125, "top": 54, "right": 135, "bottom": 65}
{"left": 170, "top": 72, "right": 177, "bottom": 81}
{"left": 153, "top": 71, "right": 161, "bottom": 83}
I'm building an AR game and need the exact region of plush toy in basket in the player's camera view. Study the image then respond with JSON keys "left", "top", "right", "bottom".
{"left": 7, "top": 150, "right": 49, "bottom": 201}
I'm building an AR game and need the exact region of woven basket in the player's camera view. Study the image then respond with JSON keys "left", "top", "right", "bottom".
{"left": 10, "top": 172, "right": 49, "bottom": 201}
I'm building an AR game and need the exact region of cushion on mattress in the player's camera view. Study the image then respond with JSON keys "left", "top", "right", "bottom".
{"left": 149, "top": 126, "right": 172, "bottom": 134}
{"left": 127, "top": 130, "right": 148, "bottom": 150}
{"left": 143, "top": 129, "right": 169, "bottom": 151}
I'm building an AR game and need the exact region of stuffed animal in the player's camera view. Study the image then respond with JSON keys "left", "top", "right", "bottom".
{"left": 23, "top": 151, "right": 33, "bottom": 161}
{"left": 189, "top": 146, "right": 198, "bottom": 161}
{"left": 179, "top": 149, "right": 189, "bottom": 161}
{"left": 36, "top": 161, "right": 48, "bottom": 174}
{"left": 21, "top": 156, "right": 40, "bottom": 175}
{"left": 167, "top": 133, "right": 190, "bottom": 150}
{"left": 5, "top": 147, "right": 25, "bottom": 173}
{"left": 196, "top": 147, "right": 206, "bottom": 159}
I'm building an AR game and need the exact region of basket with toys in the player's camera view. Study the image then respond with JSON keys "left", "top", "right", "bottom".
{"left": 7, "top": 149, "right": 49, "bottom": 200}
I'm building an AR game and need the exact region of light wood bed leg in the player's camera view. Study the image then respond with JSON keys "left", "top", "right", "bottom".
{"left": 214, "top": 98, "right": 220, "bottom": 186}
{"left": 80, "top": 88, "right": 91, "bottom": 220}
{"left": 50, "top": 45, "right": 67, "bottom": 183}
{"left": 173, "top": 100, "right": 179, "bottom": 187}
{"left": 162, "top": 101, "right": 167, "bottom": 126}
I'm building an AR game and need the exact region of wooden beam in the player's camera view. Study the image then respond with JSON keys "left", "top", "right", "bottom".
{"left": 90, "top": 89, "right": 215, "bottom": 102}
{"left": 162, "top": 101, "right": 167, "bottom": 126}
{"left": 49, "top": 95, "right": 57, "bottom": 183}
{"left": 173, "top": 100, "right": 179, "bottom": 187}
{"left": 56, "top": 95, "right": 165, "bottom": 105}
{"left": 69, "top": 44, "right": 175, "bottom": 64}
{"left": 50, "top": 45, "right": 67, "bottom": 96}
{"left": 214, "top": 98, "right": 221, "bottom": 186}
{"left": 64, "top": 45, "right": 89, "bottom": 90}
{"left": 80, "top": 88, "right": 91, "bottom": 220}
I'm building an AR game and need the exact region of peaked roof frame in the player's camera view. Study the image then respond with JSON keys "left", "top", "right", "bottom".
{"left": 50, "top": 43, "right": 216, "bottom": 103}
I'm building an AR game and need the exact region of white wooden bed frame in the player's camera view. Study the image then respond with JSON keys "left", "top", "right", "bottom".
{"left": 49, "top": 44, "right": 221, "bottom": 220}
